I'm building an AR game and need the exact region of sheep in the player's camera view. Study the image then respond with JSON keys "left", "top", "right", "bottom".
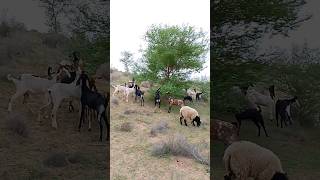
{"left": 276, "top": 96, "right": 298, "bottom": 128}
{"left": 154, "top": 87, "right": 161, "bottom": 108}
{"left": 168, "top": 97, "right": 185, "bottom": 113}
{"left": 241, "top": 85, "right": 275, "bottom": 121}
{"left": 134, "top": 85, "right": 144, "bottom": 106}
{"left": 7, "top": 66, "right": 68, "bottom": 112}
{"left": 212, "top": 119, "right": 239, "bottom": 145}
{"left": 183, "top": 95, "right": 193, "bottom": 103}
{"left": 37, "top": 70, "right": 81, "bottom": 128}
{"left": 223, "top": 141, "right": 288, "bottom": 180}
{"left": 179, "top": 106, "right": 201, "bottom": 127}
{"left": 77, "top": 71, "right": 109, "bottom": 141}
{"left": 235, "top": 106, "right": 269, "bottom": 137}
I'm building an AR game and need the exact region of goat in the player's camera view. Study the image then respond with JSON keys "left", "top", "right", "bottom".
{"left": 276, "top": 96, "right": 298, "bottom": 128}
{"left": 77, "top": 71, "right": 109, "bottom": 141}
{"left": 37, "top": 70, "right": 81, "bottom": 128}
{"left": 168, "top": 97, "right": 184, "bottom": 113}
{"left": 134, "top": 85, "right": 144, "bottom": 106}
{"left": 154, "top": 87, "right": 161, "bottom": 108}
{"left": 112, "top": 84, "right": 127, "bottom": 97}
{"left": 196, "top": 92, "right": 203, "bottom": 101}
{"left": 7, "top": 66, "right": 67, "bottom": 112}
{"left": 240, "top": 85, "right": 275, "bottom": 121}
{"left": 235, "top": 106, "right": 269, "bottom": 137}
{"left": 124, "top": 84, "right": 135, "bottom": 102}
{"left": 183, "top": 96, "right": 193, "bottom": 103}
{"left": 185, "top": 88, "right": 197, "bottom": 100}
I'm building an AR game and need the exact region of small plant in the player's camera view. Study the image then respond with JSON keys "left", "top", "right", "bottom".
{"left": 150, "top": 121, "right": 169, "bottom": 136}
{"left": 119, "top": 122, "right": 133, "bottom": 132}
{"left": 151, "top": 133, "right": 209, "bottom": 165}
{"left": 6, "top": 113, "right": 30, "bottom": 137}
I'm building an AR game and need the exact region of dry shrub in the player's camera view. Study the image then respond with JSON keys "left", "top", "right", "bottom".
{"left": 111, "top": 97, "right": 119, "bottom": 105}
{"left": 150, "top": 121, "right": 169, "bottom": 136}
{"left": 123, "top": 109, "right": 137, "bottom": 115}
{"left": 119, "top": 122, "right": 133, "bottom": 132}
{"left": 151, "top": 133, "right": 209, "bottom": 165}
{"left": 43, "top": 152, "right": 68, "bottom": 168}
{"left": 6, "top": 112, "right": 30, "bottom": 137}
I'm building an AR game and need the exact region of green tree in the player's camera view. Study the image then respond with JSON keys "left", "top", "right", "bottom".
{"left": 120, "top": 51, "right": 133, "bottom": 72}
{"left": 135, "top": 24, "right": 208, "bottom": 98}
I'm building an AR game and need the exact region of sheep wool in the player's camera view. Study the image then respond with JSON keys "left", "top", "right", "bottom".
{"left": 179, "top": 106, "right": 201, "bottom": 126}
{"left": 223, "top": 141, "right": 286, "bottom": 180}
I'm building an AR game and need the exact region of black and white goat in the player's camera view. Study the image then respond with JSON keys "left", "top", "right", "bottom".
{"left": 235, "top": 106, "right": 269, "bottom": 137}
{"left": 275, "top": 96, "right": 298, "bottom": 128}
{"left": 154, "top": 87, "right": 161, "bottom": 108}
{"left": 77, "top": 72, "right": 109, "bottom": 141}
{"left": 183, "top": 95, "right": 193, "bottom": 103}
{"left": 134, "top": 85, "right": 144, "bottom": 106}
{"left": 196, "top": 92, "right": 203, "bottom": 101}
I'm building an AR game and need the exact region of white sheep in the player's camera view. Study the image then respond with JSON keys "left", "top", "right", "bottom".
{"left": 223, "top": 141, "right": 288, "bottom": 180}
{"left": 179, "top": 106, "right": 201, "bottom": 127}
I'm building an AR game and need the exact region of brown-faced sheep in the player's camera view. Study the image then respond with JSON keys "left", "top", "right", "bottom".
{"left": 223, "top": 141, "right": 288, "bottom": 180}
{"left": 168, "top": 97, "right": 184, "bottom": 113}
{"left": 179, "top": 106, "right": 201, "bottom": 127}
{"left": 212, "top": 119, "right": 239, "bottom": 145}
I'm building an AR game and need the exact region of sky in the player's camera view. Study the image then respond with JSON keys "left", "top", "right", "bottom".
{"left": 110, "top": 0, "right": 210, "bottom": 80}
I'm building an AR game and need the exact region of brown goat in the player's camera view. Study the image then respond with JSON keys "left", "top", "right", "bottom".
{"left": 168, "top": 97, "right": 184, "bottom": 113}
{"left": 212, "top": 119, "right": 239, "bottom": 145}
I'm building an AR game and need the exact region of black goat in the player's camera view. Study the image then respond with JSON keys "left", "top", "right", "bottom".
{"left": 235, "top": 106, "right": 269, "bottom": 137}
{"left": 183, "top": 95, "right": 193, "bottom": 103}
{"left": 276, "top": 96, "right": 298, "bottom": 128}
{"left": 154, "top": 87, "right": 161, "bottom": 108}
{"left": 134, "top": 85, "right": 144, "bottom": 106}
{"left": 76, "top": 72, "right": 109, "bottom": 141}
{"left": 196, "top": 92, "right": 203, "bottom": 101}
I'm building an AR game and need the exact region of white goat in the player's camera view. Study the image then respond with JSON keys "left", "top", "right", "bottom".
{"left": 124, "top": 85, "right": 135, "bottom": 102}
{"left": 7, "top": 67, "right": 69, "bottom": 112}
{"left": 185, "top": 88, "right": 197, "bottom": 100}
{"left": 38, "top": 70, "right": 81, "bottom": 129}
{"left": 242, "top": 86, "right": 275, "bottom": 121}
{"left": 112, "top": 84, "right": 126, "bottom": 97}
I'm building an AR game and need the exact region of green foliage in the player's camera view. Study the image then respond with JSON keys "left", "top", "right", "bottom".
{"left": 67, "top": 34, "right": 109, "bottom": 75}
{"left": 138, "top": 24, "right": 208, "bottom": 81}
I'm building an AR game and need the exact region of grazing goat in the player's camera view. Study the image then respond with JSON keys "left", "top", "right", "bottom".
{"left": 241, "top": 85, "right": 275, "bottom": 121}
{"left": 134, "top": 85, "right": 144, "bottom": 106}
{"left": 7, "top": 67, "right": 67, "bottom": 112}
{"left": 185, "top": 88, "right": 197, "bottom": 100}
{"left": 183, "top": 95, "right": 193, "bottom": 103}
{"left": 154, "top": 88, "right": 161, "bottom": 108}
{"left": 168, "top": 97, "right": 184, "bottom": 113}
{"left": 77, "top": 72, "right": 109, "bottom": 141}
{"left": 276, "top": 96, "right": 298, "bottom": 128}
{"left": 235, "top": 106, "right": 269, "bottom": 137}
{"left": 179, "top": 106, "right": 201, "bottom": 127}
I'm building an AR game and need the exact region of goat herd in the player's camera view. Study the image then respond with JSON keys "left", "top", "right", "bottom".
{"left": 214, "top": 84, "right": 299, "bottom": 180}
{"left": 6, "top": 58, "right": 109, "bottom": 141}
{"left": 111, "top": 79, "right": 204, "bottom": 127}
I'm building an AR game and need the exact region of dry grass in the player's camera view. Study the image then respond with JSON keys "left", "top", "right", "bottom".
{"left": 151, "top": 133, "right": 209, "bottom": 165}
{"left": 43, "top": 152, "right": 68, "bottom": 168}
{"left": 150, "top": 120, "right": 169, "bottom": 136}
{"left": 111, "top": 97, "right": 119, "bottom": 105}
{"left": 119, "top": 122, "right": 133, "bottom": 132}
{"left": 6, "top": 112, "right": 30, "bottom": 137}
{"left": 110, "top": 70, "right": 210, "bottom": 180}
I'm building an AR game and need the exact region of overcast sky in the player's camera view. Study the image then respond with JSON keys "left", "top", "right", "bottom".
{"left": 110, "top": 0, "right": 210, "bottom": 79}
